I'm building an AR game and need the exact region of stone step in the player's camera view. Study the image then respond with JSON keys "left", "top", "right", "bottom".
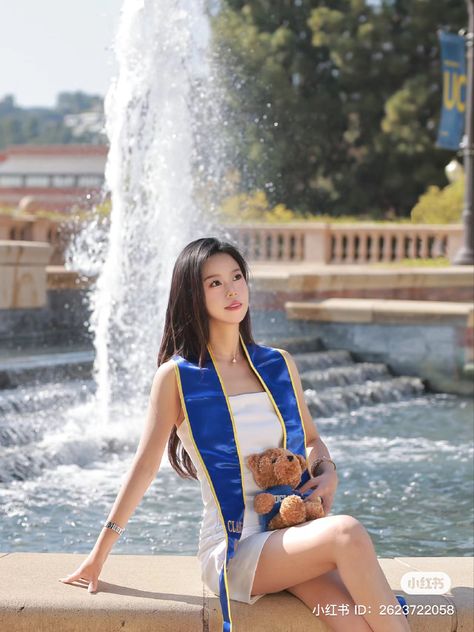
{"left": 293, "top": 349, "right": 355, "bottom": 371}
{"left": 301, "top": 362, "right": 392, "bottom": 390}
{"left": 0, "top": 553, "right": 470, "bottom": 631}
{"left": 0, "top": 379, "right": 94, "bottom": 417}
{"left": 306, "top": 376, "right": 426, "bottom": 417}
{"left": 0, "top": 349, "right": 94, "bottom": 389}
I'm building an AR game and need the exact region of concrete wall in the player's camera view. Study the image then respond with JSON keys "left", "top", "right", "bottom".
{"left": 0, "top": 245, "right": 92, "bottom": 349}
{"left": 252, "top": 299, "right": 474, "bottom": 396}
{"left": 0, "top": 289, "right": 92, "bottom": 349}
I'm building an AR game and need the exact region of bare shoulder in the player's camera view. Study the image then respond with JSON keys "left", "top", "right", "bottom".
{"left": 278, "top": 347, "right": 291, "bottom": 360}
{"left": 151, "top": 358, "right": 177, "bottom": 388}
{"left": 278, "top": 347, "right": 297, "bottom": 369}
{"left": 276, "top": 347, "right": 302, "bottom": 388}
{"left": 155, "top": 357, "right": 178, "bottom": 379}
{"left": 149, "top": 359, "right": 183, "bottom": 425}
{"left": 131, "top": 360, "right": 183, "bottom": 474}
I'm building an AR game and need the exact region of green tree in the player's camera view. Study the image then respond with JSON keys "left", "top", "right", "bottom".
{"left": 0, "top": 93, "right": 105, "bottom": 148}
{"left": 213, "top": 0, "right": 347, "bottom": 216}
{"left": 411, "top": 175, "right": 464, "bottom": 224}
{"left": 212, "top": 0, "right": 466, "bottom": 217}
{"left": 56, "top": 91, "right": 103, "bottom": 114}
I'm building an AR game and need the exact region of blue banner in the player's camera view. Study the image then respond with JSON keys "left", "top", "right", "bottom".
{"left": 436, "top": 31, "right": 467, "bottom": 150}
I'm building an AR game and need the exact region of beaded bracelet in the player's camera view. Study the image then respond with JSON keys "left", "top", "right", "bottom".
{"left": 310, "top": 456, "right": 337, "bottom": 478}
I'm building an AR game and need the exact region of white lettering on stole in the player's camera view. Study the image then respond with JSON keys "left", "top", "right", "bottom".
{"left": 227, "top": 520, "right": 243, "bottom": 533}
{"left": 274, "top": 494, "right": 287, "bottom": 503}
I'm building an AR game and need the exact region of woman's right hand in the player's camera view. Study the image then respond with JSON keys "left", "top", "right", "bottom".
{"left": 58, "top": 551, "right": 105, "bottom": 593}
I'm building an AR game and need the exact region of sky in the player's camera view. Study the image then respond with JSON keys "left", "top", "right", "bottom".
{"left": 0, "top": 0, "right": 123, "bottom": 108}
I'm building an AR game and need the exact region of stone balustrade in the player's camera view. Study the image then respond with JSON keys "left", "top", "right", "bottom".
{"left": 0, "top": 241, "right": 52, "bottom": 309}
{"left": 226, "top": 222, "right": 463, "bottom": 264}
{"left": 0, "top": 213, "right": 464, "bottom": 265}
{"left": 0, "top": 214, "right": 63, "bottom": 264}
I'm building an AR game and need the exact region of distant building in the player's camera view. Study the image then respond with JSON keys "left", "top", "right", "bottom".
{"left": 0, "top": 144, "right": 108, "bottom": 212}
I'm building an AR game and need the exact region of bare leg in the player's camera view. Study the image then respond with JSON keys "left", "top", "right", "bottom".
{"left": 251, "top": 514, "right": 410, "bottom": 632}
{"left": 287, "top": 569, "right": 373, "bottom": 632}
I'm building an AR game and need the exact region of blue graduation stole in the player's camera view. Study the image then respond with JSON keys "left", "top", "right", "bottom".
{"left": 172, "top": 332, "right": 311, "bottom": 632}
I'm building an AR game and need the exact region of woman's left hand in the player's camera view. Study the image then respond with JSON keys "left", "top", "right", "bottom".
{"left": 298, "top": 468, "right": 338, "bottom": 515}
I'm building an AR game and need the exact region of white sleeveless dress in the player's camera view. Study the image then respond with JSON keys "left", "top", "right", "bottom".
{"left": 176, "top": 390, "right": 283, "bottom": 604}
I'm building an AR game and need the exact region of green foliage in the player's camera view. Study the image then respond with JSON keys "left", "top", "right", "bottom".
{"left": 0, "top": 93, "right": 105, "bottom": 148}
{"left": 87, "top": 199, "right": 112, "bottom": 220}
{"left": 219, "top": 189, "right": 413, "bottom": 223}
{"left": 30, "top": 209, "right": 67, "bottom": 221}
{"left": 0, "top": 198, "right": 111, "bottom": 223}
{"left": 56, "top": 91, "right": 102, "bottom": 115}
{"left": 372, "top": 257, "right": 451, "bottom": 267}
{"left": 212, "top": 0, "right": 466, "bottom": 217}
{"left": 410, "top": 176, "right": 464, "bottom": 224}
{"left": 219, "top": 190, "right": 306, "bottom": 222}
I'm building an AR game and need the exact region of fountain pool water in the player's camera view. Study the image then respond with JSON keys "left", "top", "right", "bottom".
{"left": 0, "top": 349, "right": 472, "bottom": 558}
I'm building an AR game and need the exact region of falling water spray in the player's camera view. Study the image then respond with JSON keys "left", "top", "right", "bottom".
{"left": 67, "top": 0, "right": 227, "bottom": 422}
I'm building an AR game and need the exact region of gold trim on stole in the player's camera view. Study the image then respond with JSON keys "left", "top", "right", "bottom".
{"left": 273, "top": 345, "right": 311, "bottom": 473}
{"left": 173, "top": 361, "right": 236, "bottom": 629}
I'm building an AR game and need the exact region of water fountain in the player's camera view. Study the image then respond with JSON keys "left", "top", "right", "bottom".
{"left": 72, "top": 0, "right": 228, "bottom": 419}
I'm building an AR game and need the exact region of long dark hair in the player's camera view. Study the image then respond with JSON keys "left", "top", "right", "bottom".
{"left": 157, "top": 237, "right": 256, "bottom": 480}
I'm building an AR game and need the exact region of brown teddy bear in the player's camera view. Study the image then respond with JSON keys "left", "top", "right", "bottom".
{"left": 246, "top": 447, "right": 325, "bottom": 530}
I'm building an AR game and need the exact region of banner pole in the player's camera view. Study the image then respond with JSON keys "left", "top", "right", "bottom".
{"left": 454, "top": 0, "right": 474, "bottom": 264}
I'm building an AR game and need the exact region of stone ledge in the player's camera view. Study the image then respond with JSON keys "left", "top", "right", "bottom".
{"left": 0, "top": 240, "right": 52, "bottom": 265}
{"left": 0, "top": 553, "right": 472, "bottom": 631}
{"left": 0, "top": 349, "right": 94, "bottom": 389}
{"left": 41, "top": 263, "right": 474, "bottom": 294}
{"left": 46, "top": 266, "right": 94, "bottom": 290}
{"left": 286, "top": 298, "right": 474, "bottom": 327}
{"left": 250, "top": 263, "right": 474, "bottom": 292}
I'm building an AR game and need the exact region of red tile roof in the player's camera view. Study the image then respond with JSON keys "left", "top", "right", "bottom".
{"left": 0, "top": 144, "right": 108, "bottom": 161}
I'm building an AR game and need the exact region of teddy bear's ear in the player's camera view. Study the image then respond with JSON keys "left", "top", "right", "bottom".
{"left": 246, "top": 454, "right": 260, "bottom": 472}
{"left": 296, "top": 454, "right": 307, "bottom": 471}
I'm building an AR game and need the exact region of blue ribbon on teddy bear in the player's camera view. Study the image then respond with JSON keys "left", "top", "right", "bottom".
{"left": 256, "top": 484, "right": 315, "bottom": 530}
